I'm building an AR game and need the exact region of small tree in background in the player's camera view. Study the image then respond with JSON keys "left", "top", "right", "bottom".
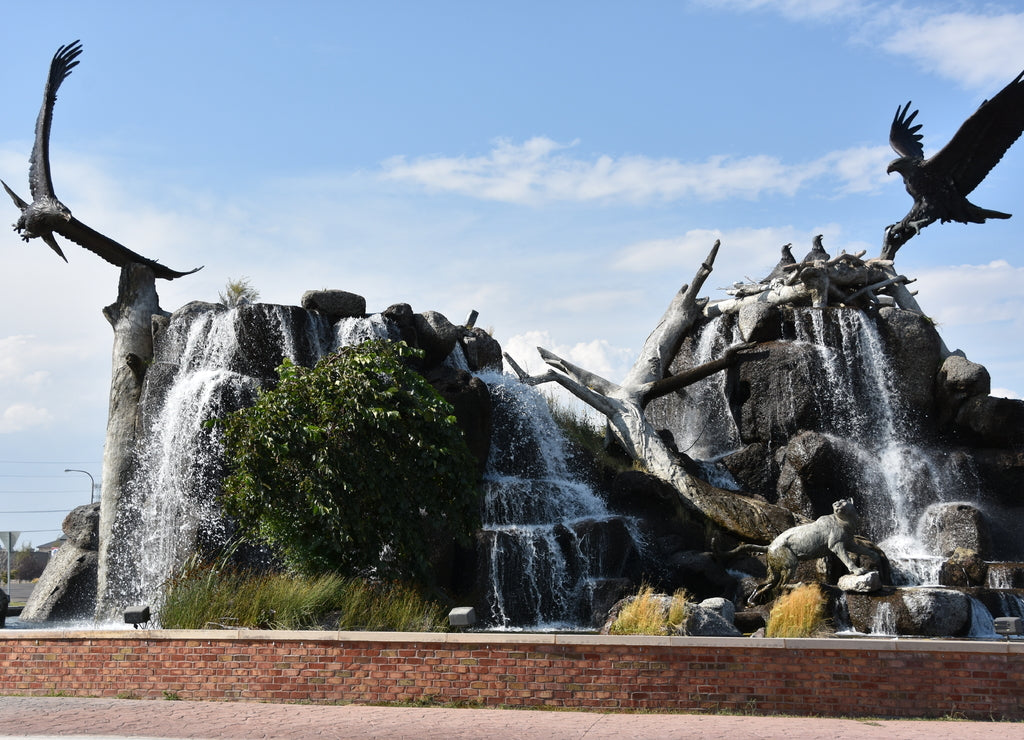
{"left": 218, "top": 276, "right": 260, "bottom": 307}
{"left": 13, "top": 543, "right": 46, "bottom": 581}
{"left": 215, "top": 340, "right": 480, "bottom": 583}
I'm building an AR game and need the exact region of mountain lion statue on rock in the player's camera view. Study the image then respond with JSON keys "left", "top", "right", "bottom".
{"left": 740, "top": 498, "right": 876, "bottom": 605}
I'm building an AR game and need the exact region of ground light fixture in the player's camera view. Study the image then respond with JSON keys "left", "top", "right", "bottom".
{"left": 994, "top": 616, "right": 1023, "bottom": 637}
{"left": 124, "top": 605, "right": 151, "bottom": 628}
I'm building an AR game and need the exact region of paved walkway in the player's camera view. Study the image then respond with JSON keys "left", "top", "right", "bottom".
{"left": 0, "top": 697, "right": 1019, "bottom": 739}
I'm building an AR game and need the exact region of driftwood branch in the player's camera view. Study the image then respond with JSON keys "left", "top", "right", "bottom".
{"left": 623, "top": 241, "right": 719, "bottom": 389}
{"left": 516, "top": 241, "right": 800, "bottom": 542}
{"left": 639, "top": 342, "right": 755, "bottom": 405}
{"left": 706, "top": 254, "right": 911, "bottom": 317}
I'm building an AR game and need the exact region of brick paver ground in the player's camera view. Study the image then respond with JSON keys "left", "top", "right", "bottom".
{"left": 0, "top": 696, "right": 1020, "bottom": 739}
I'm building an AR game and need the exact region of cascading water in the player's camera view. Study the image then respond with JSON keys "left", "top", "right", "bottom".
{"left": 651, "top": 307, "right": 983, "bottom": 588}
{"left": 869, "top": 602, "right": 897, "bottom": 635}
{"left": 967, "top": 595, "right": 998, "bottom": 638}
{"left": 665, "top": 316, "right": 744, "bottom": 459}
{"left": 105, "top": 303, "right": 346, "bottom": 612}
{"left": 103, "top": 297, "right": 636, "bottom": 628}
{"left": 787, "top": 309, "right": 983, "bottom": 581}
{"left": 477, "top": 371, "right": 642, "bottom": 629}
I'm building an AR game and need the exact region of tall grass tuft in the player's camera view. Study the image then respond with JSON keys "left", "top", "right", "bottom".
{"left": 765, "top": 583, "right": 828, "bottom": 638}
{"left": 159, "top": 561, "right": 448, "bottom": 631}
{"left": 545, "top": 394, "right": 633, "bottom": 473}
{"left": 609, "top": 586, "right": 690, "bottom": 635}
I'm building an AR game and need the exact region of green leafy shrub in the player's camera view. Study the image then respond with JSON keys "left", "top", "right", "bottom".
{"left": 214, "top": 339, "right": 480, "bottom": 582}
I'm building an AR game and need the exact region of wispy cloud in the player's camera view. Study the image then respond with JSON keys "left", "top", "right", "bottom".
{"left": 880, "top": 12, "right": 1024, "bottom": 90}
{"left": 382, "top": 137, "right": 892, "bottom": 206}
{"left": 915, "top": 260, "right": 1024, "bottom": 327}
{"left": 0, "top": 403, "right": 53, "bottom": 433}
{"left": 699, "top": 0, "right": 868, "bottom": 22}
{"left": 503, "top": 328, "right": 636, "bottom": 396}
{"left": 611, "top": 224, "right": 881, "bottom": 290}
{"left": 704, "top": 1, "right": 1024, "bottom": 91}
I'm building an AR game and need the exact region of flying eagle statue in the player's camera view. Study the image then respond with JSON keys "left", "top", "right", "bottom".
{"left": 1, "top": 40, "right": 201, "bottom": 280}
{"left": 882, "top": 70, "right": 1024, "bottom": 260}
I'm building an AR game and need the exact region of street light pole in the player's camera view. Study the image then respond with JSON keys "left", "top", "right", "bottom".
{"left": 64, "top": 469, "right": 96, "bottom": 504}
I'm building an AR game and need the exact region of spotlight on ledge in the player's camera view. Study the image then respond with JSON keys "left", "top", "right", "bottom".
{"left": 448, "top": 606, "right": 476, "bottom": 629}
{"left": 995, "top": 616, "right": 1022, "bottom": 637}
{"left": 124, "top": 605, "right": 151, "bottom": 629}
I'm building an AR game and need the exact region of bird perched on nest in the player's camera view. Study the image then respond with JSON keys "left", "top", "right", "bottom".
{"left": 882, "top": 69, "right": 1024, "bottom": 260}
{"left": 801, "top": 234, "right": 830, "bottom": 263}
{"left": 1, "top": 40, "right": 201, "bottom": 280}
{"left": 759, "top": 243, "right": 795, "bottom": 283}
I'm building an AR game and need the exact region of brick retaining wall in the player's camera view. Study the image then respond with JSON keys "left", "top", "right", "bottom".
{"left": 0, "top": 630, "right": 1021, "bottom": 719}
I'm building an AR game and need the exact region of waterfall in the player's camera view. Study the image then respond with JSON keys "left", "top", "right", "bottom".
{"left": 104, "top": 299, "right": 636, "bottom": 628}
{"left": 477, "top": 371, "right": 642, "bottom": 629}
{"left": 106, "top": 303, "right": 335, "bottom": 611}
{"left": 995, "top": 591, "right": 1024, "bottom": 619}
{"left": 790, "top": 308, "right": 901, "bottom": 440}
{"left": 646, "top": 315, "right": 743, "bottom": 461}
{"left": 869, "top": 602, "right": 897, "bottom": 635}
{"left": 967, "top": 596, "right": 998, "bottom": 638}
{"left": 787, "top": 308, "right": 977, "bottom": 577}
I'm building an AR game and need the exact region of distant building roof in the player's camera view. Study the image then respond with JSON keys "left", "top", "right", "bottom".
{"left": 36, "top": 535, "right": 67, "bottom": 551}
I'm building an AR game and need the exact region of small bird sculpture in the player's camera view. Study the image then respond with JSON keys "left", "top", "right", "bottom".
{"left": 760, "top": 243, "right": 795, "bottom": 283}
{"left": 2, "top": 40, "right": 201, "bottom": 280}
{"left": 802, "top": 234, "right": 830, "bottom": 263}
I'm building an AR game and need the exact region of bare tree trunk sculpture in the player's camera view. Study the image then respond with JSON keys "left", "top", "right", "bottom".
{"left": 506, "top": 242, "right": 800, "bottom": 543}
{"left": 95, "top": 264, "right": 166, "bottom": 619}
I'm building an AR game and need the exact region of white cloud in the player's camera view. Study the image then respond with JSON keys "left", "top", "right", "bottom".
{"left": 503, "top": 330, "right": 634, "bottom": 386}
{"left": 611, "top": 224, "right": 868, "bottom": 279}
{"left": 0, "top": 403, "right": 53, "bottom": 433}
{"left": 881, "top": 12, "right": 1024, "bottom": 91}
{"left": 992, "top": 387, "right": 1023, "bottom": 400}
{"left": 708, "top": 1, "right": 1024, "bottom": 93}
{"left": 700, "top": 0, "right": 867, "bottom": 22}
{"left": 502, "top": 330, "right": 635, "bottom": 427}
{"left": 0, "top": 335, "right": 63, "bottom": 388}
{"left": 382, "top": 138, "right": 893, "bottom": 206}
{"left": 913, "top": 260, "right": 1024, "bottom": 327}
{"left": 824, "top": 146, "right": 894, "bottom": 194}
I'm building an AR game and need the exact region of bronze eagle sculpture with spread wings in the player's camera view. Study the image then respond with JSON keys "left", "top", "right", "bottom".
{"left": 2, "top": 40, "right": 201, "bottom": 280}
{"left": 882, "top": 70, "right": 1024, "bottom": 260}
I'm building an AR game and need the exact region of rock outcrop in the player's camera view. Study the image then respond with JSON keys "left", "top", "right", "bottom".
{"left": 21, "top": 503, "right": 100, "bottom": 623}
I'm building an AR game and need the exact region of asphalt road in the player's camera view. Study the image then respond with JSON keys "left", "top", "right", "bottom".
{"left": 3, "top": 580, "right": 35, "bottom": 605}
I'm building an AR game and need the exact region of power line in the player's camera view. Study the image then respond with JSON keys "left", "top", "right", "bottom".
{"left": 0, "top": 509, "right": 73, "bottom": 514}
{"left": 0, "top": 461, "right": 101, "bottom": 465}
{"left": 7, "top": 529, "right": 62, "bottom": 534}
{"left": 0, "top": 489, "right": 93, "bottom": 494}
{"left": 0, "top": 474, "right": 92, "bottom": 479}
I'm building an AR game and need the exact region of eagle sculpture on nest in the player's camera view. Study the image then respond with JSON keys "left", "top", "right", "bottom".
{"left": 882, "top": 70, "right": 1024, "bottom": 261}
{"left": 1, "top": 40, "right": 201, "bottom": 280}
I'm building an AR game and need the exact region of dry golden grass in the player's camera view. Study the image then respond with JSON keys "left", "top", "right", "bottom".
{"left": 765, "top": 583, "right": 828, "bottom": 638}
{"left": 609, "top": 586, "right": 690, "bottom": 635}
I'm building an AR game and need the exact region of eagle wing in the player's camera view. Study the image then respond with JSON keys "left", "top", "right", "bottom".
{"left": 55, "top": 215, "right": 202, "bottom": 280}
{"left": 29, "top": 40, "right": 82, "bottom": 202}
{"left": 889, "top": 101, "right": 925, "bottom": 160}
{"left": 926, "top": 70, "right": 1024, "bottom": 196}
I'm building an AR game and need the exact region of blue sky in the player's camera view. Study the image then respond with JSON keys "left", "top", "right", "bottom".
{"left": 2, "top": 0, "right": 1024, "bottom": 543}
